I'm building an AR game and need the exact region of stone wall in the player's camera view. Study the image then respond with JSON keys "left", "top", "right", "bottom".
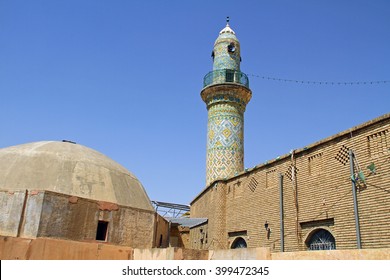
{"left": 0, "top": 190, "right": 27, "bottom": 237}
{"left": 38, "top": 191, "right": 155, "bottom": 248}
{"left": 0, "top": 190, "right": 45, "bottom": 238}
{"left": 0, "top": 190, "right": 156, "bottom": 248}
{"left": 191, "top": 114, "right": 390, "bottom": 252}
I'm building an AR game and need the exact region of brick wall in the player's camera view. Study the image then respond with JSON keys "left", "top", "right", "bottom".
{"left": 191, "top": 114, "right": 390, "bottom": 252}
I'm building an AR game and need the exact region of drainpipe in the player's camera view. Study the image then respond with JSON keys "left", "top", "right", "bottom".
{"left": 279, "top": 173, "right": 284, "bottom": 252}
{"left": 349, "top": 149, "right": 362, "bottom": 249}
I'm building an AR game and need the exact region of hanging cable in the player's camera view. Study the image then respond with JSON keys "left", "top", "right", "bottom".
{"left": 248, "top": 74, "right": 390, "bottom": 86}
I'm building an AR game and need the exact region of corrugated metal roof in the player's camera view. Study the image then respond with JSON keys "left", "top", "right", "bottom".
{"left": 167, "top": 217, "right": 208, "bottom": 228}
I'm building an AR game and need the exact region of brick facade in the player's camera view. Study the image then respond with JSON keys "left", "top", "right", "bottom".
{"left": 190, "top": 113, "right": 390, "bottom": 252}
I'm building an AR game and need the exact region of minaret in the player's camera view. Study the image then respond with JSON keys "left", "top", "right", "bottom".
{"left": 201, "top": 18, "right": 252, "bottom": 186}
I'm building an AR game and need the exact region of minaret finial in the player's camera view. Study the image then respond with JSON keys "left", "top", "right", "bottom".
{"left": 226, "top": 16, "right": 230, "bottom": 25}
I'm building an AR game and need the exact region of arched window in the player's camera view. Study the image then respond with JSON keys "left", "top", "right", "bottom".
{"left": 231, "top": 237, "right": 247, "bottom": 249}
{"left": 307, "top": 229, "right": 336, "bottom": 250}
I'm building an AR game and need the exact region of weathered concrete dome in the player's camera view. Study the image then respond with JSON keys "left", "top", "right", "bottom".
{"left": 0, "top": 141, "right": 154, "bottom": 211}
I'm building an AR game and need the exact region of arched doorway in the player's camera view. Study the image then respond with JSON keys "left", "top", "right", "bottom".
{"left": 231, "top": 237, "right": 247, "bottom": 249}
{"left": 306, "top": 229, "right": 336, "bottom": 250}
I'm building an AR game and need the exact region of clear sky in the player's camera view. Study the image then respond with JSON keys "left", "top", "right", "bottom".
{"left": 1, "top": 0, "right": 389, "bottom": 205}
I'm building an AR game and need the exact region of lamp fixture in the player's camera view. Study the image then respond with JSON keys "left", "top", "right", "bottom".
{"left": 264, "top": 221, "right": 271, "bottom": 240}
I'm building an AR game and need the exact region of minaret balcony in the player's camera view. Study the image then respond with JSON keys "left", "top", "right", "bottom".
{"left": 203, "top": 69, "right": 249, "bottom": 88}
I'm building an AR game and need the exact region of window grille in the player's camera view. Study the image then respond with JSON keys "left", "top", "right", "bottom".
{"left": 231, "top": 237, "right": 247, "bottom": 249}
{"left": 307, "top": 229, "right": 336, "bottom": 251}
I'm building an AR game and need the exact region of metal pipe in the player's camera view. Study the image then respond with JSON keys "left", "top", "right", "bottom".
{"left": 279, "top": 173, "right": 285, "bottom": 252}
{"left": 349, "top": 149, "right": 362, "bottom": 249}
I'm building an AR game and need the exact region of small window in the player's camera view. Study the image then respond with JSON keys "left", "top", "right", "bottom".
{"left": 96, "top": 221, "right": 108, "bottom": 241}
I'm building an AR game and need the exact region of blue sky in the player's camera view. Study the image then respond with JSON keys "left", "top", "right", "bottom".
{"left": 1, "top": 0, "right": 389, "bottom": 205}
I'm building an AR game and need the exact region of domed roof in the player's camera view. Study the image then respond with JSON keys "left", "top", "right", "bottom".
{"left": 215, "top": 21, "right": 239, "bottom": 42}
{"left": 219, "top": 22, "right": 235, "bottom": 35}
{"left": 0, "top": 141, "right": 154, "bottom": 211}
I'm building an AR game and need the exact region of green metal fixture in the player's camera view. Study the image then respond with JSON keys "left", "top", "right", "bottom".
{"left": 203, "top": 69, "right": 250, "bottom": 88}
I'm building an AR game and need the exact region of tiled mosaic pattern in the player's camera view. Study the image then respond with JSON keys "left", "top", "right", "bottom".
{"left": 203, "top": 23, "right": 251, "bottom": 186}
{"left": 213, "top": 39, "right": 241, "bottom": 71}
{"left": 206, "top": 103, "right": 244, "bottom": 184}
{"left": 208, "top": 106, "right": 243, "bottom": 149}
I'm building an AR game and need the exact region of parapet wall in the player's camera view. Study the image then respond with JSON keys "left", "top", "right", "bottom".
{"left": 271, "top": 248, "right": 390, "bottom": 260}
{"left": 0, "top": 236, "right": 133, "bottom": 260}
{"left": 1, "top": 236, "right": 389, "bottom": 260}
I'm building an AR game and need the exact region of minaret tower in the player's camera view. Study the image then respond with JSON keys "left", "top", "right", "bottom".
{"left": 201, "top": 18, "right": 252, "bottom": 186}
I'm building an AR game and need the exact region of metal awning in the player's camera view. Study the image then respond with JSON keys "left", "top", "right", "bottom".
{"left": 152, "top": 200, "right": 190, "bottom": 218}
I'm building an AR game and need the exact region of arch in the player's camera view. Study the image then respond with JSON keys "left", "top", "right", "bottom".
{"left": 305, "top": 228, "right": 336, "bottom": 250}
{"left": 231, "top": 237, "right": 247, "bottom": 249}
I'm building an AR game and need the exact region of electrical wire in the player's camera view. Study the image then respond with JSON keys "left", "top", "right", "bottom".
{"left": 248, "top": 74, "right": 390, "bottom": 86}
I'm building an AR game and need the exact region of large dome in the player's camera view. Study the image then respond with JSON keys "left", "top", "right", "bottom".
{"left": 0, "top": 141, "right": 154, "bottom": 211}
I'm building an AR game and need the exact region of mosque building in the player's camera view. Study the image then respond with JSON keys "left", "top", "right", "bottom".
{"left": 0, "top": 20, "right": 389, "bottom": 257}
{"left": 188, "top": 20, "right": 390, "bottom": 252}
